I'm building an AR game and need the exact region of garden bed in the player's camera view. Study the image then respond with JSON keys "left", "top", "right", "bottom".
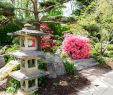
{"left": 38, "top": 64, "right": 111, "bottom": 95}
{"left": 38, "top": 73, "right": 90, "bottom": 95}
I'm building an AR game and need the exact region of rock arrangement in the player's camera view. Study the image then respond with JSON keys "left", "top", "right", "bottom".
{"left": 45, "top": 53, "right": 66, "bottom": 78}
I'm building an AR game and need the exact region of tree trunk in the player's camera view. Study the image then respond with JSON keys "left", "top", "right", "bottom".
{"left": 33, "top": 0, "right": 39, "bottom": 21}
{"left": 32, "top": 0, "right": 40, "bottom": 30}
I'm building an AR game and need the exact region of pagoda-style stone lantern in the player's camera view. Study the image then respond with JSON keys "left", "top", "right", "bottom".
{"left": 8, "top": 23, "right": 45, "bottom": 51}
{"left": 8, "top": 24, "right": 47, "bottom": 94}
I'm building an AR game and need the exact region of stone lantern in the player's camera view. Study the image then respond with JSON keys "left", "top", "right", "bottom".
{"left": 8, "top": 24, "right": 47, "bottom": 94}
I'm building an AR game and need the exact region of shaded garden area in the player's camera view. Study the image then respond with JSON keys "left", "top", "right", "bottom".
{"left": 38, "top": 73, "right": 90, "bottom": 95}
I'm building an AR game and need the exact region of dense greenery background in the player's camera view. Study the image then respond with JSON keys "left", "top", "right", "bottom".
{"left": 0, "top": 0, "right": 113, "bottom": 46}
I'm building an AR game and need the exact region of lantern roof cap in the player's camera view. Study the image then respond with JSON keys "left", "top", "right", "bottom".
{"left": 24, "top": 23, "right": 32, "bottom": 28}
{"left": 7, "top": 23, "right": 47, "bottom": 36}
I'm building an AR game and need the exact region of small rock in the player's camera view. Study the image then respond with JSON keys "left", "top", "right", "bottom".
{"left": 0, "top": 45, "right": 9, "bottom": 55}
{"left": 0, "top": 79, "right": 7, "bottom": 90}
{"left": 0, "top": 55, "right": 5, "bottom": 68}
{"left": 45, "top": 53, "right": 66, "bottom": 78}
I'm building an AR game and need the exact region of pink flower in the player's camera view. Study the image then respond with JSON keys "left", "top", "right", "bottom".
{"left": 40, "top": 42, "right": 50, "bottom": 48}
{"left": 41, "top": 34, "right": 51, "bottom": 41}
{"left": 40, "top": 41, "right": 56, "bottom": 48}
{"left": 62, "top": 34, "right": 90, "bottom": 59}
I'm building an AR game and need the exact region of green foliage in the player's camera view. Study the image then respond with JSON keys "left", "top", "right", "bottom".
{"left": 55, "top": 39, "right": 62, "bottom": 46}
{"left": 48, "top": 23, "right": 69, "bottom": 36}
{"left": 77, "top": 0, "right": 93, "bottom": 6}
{"left": 4, "top": 44, "right": 19, "bottom": 63}
{"left": 38, "top": 76, "right": 46, "bottom": 86}
{"left": 80, "top": 0, "right": 113, "bottom": 63}
{"left": 0, "top": 1, "right": 14, "bottom": 11}
{"left": 0, "top": 21, "right": 22, "bottom": 46}
{"left": 90, "top": 29, "right": 113, "bottom": 64}
{"left": 79, "top": 0, "right": 113, "bottom": 33}
{"left": 60, "top": 53, "right": 68, "bottom": 59}
{"left": 107, "top": 44, "right": 113, "bottom": 51}
{"left": 72, "top": 0, "right": 113, "bottom": 41}
{"left": 93, "top": 56, "right": 105, "bottom": 64}
{"left": 64, "top": 60, "right": 76, "bottom": 74}
{"left": 47, "top": 7, "right": 62, "bottom": 16}
{"left": 47, "top": 0, "right": 66, "bottom": 4}
{"left": 5, "top": 44, "right": 19, "bottom": 53}
{"left": 0, "top": 1, "right": 14, "bottom": 16}
{"left": 6, "top": 78, "right": 20, "bottom": 93}
{"left": 83, "top": 24, "right": 100, "bottom": 37}
{"left": 67, "top": 23, "right": 89, "bottom": 36}
{"left": 91, "top": 29, "right": 113, "bottom": 56}
{"left": 37, "top": 59, "right": 47, "bottom": 70}
{"left": 32, "top": 92, "right": 38, "bottom": 95}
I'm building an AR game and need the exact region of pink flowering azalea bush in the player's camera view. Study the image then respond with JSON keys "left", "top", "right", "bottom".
{"left": 62, "top": 34, "right": 90, "bottom": 59}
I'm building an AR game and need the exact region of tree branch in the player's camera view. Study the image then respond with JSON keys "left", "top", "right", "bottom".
{"left": 16, "top": 4, "right": 64, "bottom": 14}
{"left": 39, "top": 5, "right": 56, "bottom": 13}
{"left": 15, "top": 8, "right": 34, "bottom": 12}
{"left": 39, "top": 4, "right": 64, "bottom": 13}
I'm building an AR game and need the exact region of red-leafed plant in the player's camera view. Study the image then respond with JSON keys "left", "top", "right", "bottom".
{"left": 39, "top": 23, "right": 56, "bottom": 51}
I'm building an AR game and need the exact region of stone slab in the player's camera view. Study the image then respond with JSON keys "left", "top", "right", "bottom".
{"left": 74, "top": 59, "right": 98, "bottom": 70}
{"left": 102, "top": 87, "right": 113, "bottom": 95}
{"left": 9, "top": 50, "right": 45, "bottom": 59}
{"left": 77, "top": 71, "right": 113, "bottom": 95}
{"left": 102, "top": 71, "right": 113, "bottom": 85}
{"left": 0, "top": 55, "right": 5, "bottom": 68}
{"left": 79, "top": 65, "right": 111, "bottom": 81}
{"left": 0, "top": 79, "right": 7, "bottom": 90}
{"left": 9, "top": 70, "right": 48, "bottom": 81}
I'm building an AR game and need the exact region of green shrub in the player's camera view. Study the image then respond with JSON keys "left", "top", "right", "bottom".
{"left": 93, "top": 56, "right": 105, "bottom": 64}
{"left": 3, "top": 44, "right": 19, "bottom": 63}
{"left": 64, "top": 60, "right": 76, "bottom": 74}
{"left": 107, "top": 44, "right": 113, "bottom": 51}
{"left": 83, "top": 24, "right": 100, "bottom": 37}
{"left": 0, "top": 21, "right": 22, "bottom": 46}
{"left": 90, "top": 29, "right": 113, "bottom": 57}
{"left": 37, "top": 59, "right": 47, "bottom": 70}
{"left": 48, "top": 23, "right": 69, "bottom": 36}
{"left": 5, "top": 44, "right": 19, "bottom": 54}
{"left": 6, "top": 78, "right": 20, "bottom": 93}
{"left": 38, "top": 76, "right": 46, "bottom": 86}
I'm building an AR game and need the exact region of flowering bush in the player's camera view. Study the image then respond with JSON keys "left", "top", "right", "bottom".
{"left": 40, "top": 41, "right": 56, "bottom": 48}
{"left": 62, "top": 34, "right": 90, "bottom": 59}
{"left": 40, "top": 23, "right": 53, "bottom": 33}
{"left": 39, "top": 23, "right": 56, "bottom": 51}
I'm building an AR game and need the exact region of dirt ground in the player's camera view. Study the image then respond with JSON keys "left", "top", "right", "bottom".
{"left": 38, "top": 73, "right": 90, "bottom": 95}
{"left": 38, "top": 64, "right": 111, "bottom": 95}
